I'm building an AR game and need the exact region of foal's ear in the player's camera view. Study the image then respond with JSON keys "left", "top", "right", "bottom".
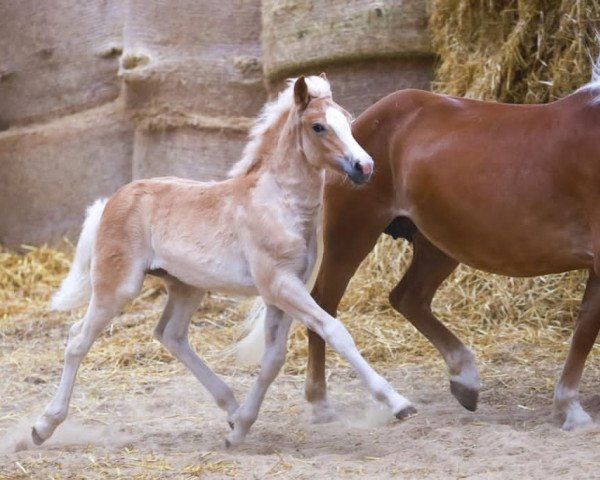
{"left": 319, "top": 72, "right": 328, "bottom": 81}
{"left": 294, "top": 76, "right": 310, "bottom": 110}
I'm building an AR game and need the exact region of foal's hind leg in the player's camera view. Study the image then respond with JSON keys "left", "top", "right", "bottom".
{"left": 154, "top": 279, "right": 239, "bottom": 420}
{"left": 388, "top": 231, "right": 480, "bottom": 411}
{"left": 226, "top": 305, "right": 292, "bottom": 447}
{"left": 32, "top": 272, "right": 144, "bottom": 444}
{"left": 554, "top": 272, "right": 600, "bottom": 430}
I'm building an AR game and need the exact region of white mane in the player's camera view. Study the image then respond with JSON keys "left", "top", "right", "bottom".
{"left": 228, "top": 76, "right": 332, "bottom": 177}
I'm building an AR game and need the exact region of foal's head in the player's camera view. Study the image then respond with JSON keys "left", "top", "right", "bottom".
{"left": 293, "top": 75, "right": 374, "bottom": 184}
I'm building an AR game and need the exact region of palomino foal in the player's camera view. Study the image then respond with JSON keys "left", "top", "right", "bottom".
{"left": 32, "top": 75, "right": 415, "bottom": 447}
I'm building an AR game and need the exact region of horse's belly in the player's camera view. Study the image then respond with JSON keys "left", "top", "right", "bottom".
{"left": 419, "top": 220, "right": 593, "bottom": 277}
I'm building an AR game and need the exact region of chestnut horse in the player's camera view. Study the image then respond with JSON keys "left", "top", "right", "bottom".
{"left": 32, "top": 75, "right": 416, "bottom": 448}
{"left": 304, "top": 63, "right": 600, "bottom": 430}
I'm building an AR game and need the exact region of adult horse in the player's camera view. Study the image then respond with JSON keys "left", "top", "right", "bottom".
{"left": 32, "top": 75, "right": 417, "bottom": 448}
{"left": 304, "top": 62, "right": 600, "bottom": 431}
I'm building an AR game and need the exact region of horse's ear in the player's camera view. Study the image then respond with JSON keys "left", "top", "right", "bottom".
{"left": 319, "top": 72, "right": 327, "bottom": 81}
{"left": 294, "top": 76, "right": 310, "bottom": 110}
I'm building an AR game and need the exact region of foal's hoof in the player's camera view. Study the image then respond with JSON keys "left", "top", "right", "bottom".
{"left": 227, "top": 420, "right": 234, "bottom": 430}
{"left": 395, "top": 405, "right": 418, "bottom": 420}
{"left": 450, "top": 380, "right": 479, "bottom": 412}
{"left": 31, "top": 427, "right": 46, "bottom": 446}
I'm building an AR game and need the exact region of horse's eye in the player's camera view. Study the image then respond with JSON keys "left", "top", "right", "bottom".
{"left": 312, "top": 123, "right": 325, "bottom": 133}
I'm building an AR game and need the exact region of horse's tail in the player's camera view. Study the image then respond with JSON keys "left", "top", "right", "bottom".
{"left": 51, "top": 198, "right": 108, "bottom": 311}
{"left": 231, "top": 225, "right": 325, "bottom": 366}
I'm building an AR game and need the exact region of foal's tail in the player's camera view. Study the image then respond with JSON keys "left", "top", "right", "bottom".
{"left": 51, "top": 198, "right": 108, "bottom": 311}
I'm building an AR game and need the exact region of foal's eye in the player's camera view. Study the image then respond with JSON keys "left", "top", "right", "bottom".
{"left": 312, "top": 123, "right": 325, "bottom": 133}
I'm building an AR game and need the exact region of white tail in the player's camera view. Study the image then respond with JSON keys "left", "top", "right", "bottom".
{"left": 51, "top": 198, "right": 108, "bottom": 311}
{"left": 232, "top": 224, "right": 324, "bottom": 366}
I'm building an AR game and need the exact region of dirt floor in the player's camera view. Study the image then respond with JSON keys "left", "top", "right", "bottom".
{"left": 3, "top": 301, "right": 600, "bottom": 480}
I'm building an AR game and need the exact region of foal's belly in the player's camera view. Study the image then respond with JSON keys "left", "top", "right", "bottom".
{"left": 151, "top": 245, "right": 258, "bottom": 296}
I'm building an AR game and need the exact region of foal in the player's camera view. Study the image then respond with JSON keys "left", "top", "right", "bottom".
{"left": 32, "top": 75, "right": 415, "bottom": 447}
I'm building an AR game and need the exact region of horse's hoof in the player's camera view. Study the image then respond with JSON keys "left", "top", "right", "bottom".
{"left": 224, "top": 438, "right": 232, "bottom": 448}
{"left": 395, "top": 405, "right": 418, "bottom": 420}
{"left": 561, "top": 410, "right": 592, "bottom": 431}
{"left": 450, "top": 380, "right": 478, "bottom": 412}
{"left": 31, "top": 427, "right": 45, "bottom": 446}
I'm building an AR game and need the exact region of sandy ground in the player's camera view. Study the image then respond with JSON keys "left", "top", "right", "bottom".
{"left": 3, "top": 353, "right": 600, "bottom": 479}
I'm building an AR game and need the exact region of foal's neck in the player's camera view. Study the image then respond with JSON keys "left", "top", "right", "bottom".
{"left": 263, "top": 120, "right": 325, "bottom": 211}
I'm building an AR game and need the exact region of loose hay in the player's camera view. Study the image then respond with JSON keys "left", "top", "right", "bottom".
{"left": 429, "top": 0, "right": 600, "bottom": 103}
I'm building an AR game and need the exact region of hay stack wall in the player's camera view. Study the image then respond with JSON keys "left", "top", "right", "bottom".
{"left": 1, "top": 0, "right": 433, "bottom": 247}
{"left": 262, "top": 0, "right": 433, "bottom": 114}
{"left": 0, "top": 0, "right": 133, "bottom": 247}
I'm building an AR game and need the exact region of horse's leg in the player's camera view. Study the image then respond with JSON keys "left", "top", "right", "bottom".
{"left": 32, "top": 267, "right": 145, "bottom": 445}
{"left": 226, "top": 305, "right": 292, "bottom": 446}
{"left": 388, "top": 231, "right": 479, "bottom": 410}
{"left": 273, "top": 275, "right": 415, "bottom": 419}
{"left": 154, "top": 279, "right": 239, "bottom": 420}
{"left": 554, "top": 272, "right": 600, "bottom": 430}
{"left": 307, "top": 213, "right": 389, "bottom": 422}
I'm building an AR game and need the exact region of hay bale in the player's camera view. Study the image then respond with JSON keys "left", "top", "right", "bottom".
{"left": 262, "top": 0, "right": 431, "bottom": 82}
{"left": 0, "top": 0, "right": 123, "bottom": 129}
{"left": 429, "top": 0, "right": 600, "bottom": 103}
{"left": 262, "top": 0, "right": 434, "bottom": 118}
{"left": 122, "top": 0, "right": 266, "bottom": 181}
{"left": 133, "top": 125, "right": 250, "bottom": 181}
{"left": 269, "top": 58, "right": 434, "bottom": 116}
{"left": 0, "top": 103, "right": 133, "bottom": 247}
{"left": 122, "top": 0, "right": 265, "bottom": 118}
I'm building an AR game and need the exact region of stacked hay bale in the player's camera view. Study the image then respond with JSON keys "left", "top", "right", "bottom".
{"left": 261, "top": 0, "right": 433, "bottom": 114}
{"left": 122, "top": 0, "right": 265, "bottom": 181}
{"left": 429, "top": 0, "right": 600, "bottom": 103}
{"left": 0, "top": 1, "right": 133, "bottom": 246}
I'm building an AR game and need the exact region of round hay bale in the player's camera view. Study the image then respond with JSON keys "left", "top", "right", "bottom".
{"left": 122, "top": 0, "right": 265, "bottom": 118}
{"left": 269, "top": 58, "right": 434, "bottom": 116}
{"left": 133, "top": 123, "right": 250, "bottom": 182}
{"left": 122, "top": 0, "right": 266, "bottom": 181}
{"left": 0, "top": 103, "right": 133, "bottom": 247}
{"left": 261, "top": 0, "right": 431, "bottom": 82}
{"left": 429, "top": 0, "right": 600, "bottom": 103}
{"left": 0, "top": 0, "right": 123, "bottom": 129}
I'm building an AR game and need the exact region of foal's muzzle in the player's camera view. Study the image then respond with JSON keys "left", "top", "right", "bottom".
{"left": 342, "top": 155, "right": 374, "bottom": 185}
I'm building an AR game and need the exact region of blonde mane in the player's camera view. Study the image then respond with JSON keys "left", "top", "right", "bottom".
{"left": 228, "top": 76, "right": 332, "bottom": 177}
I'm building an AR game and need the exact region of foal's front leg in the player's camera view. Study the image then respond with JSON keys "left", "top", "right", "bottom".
{"left": 226, "top": 305, "right": 292, "bottom": 446}
{"left": 274, "top": 274, "right": 415, "bottom": 419}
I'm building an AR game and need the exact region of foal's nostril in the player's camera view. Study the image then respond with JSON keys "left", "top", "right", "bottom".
{"left": 353, "top": 162, "right": 363, "bottom": 173}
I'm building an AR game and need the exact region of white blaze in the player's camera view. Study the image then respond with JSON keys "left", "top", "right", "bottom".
{"left": 325, "top": 107, "right": 372, "bottom": 164}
